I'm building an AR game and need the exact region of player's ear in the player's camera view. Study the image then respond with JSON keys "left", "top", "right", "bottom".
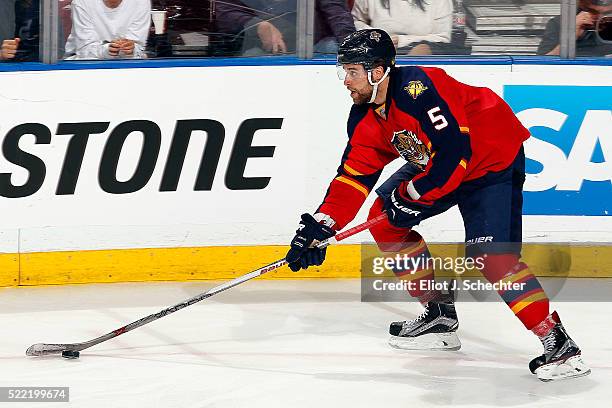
{"left": 372, "top": 66, "right": 385, "bottom": 81}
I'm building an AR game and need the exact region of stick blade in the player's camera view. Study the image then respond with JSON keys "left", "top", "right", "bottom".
{"left": 26, "top": 343, "right": 70, "bottom": 356}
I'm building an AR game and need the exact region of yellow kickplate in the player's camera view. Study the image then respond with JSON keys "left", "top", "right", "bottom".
{"left": 11, "top": 243, "right": 612, "bottom": 286}
{"left": 18, "top": 245, "right": 361, "bottom": 285}
{"left": 0, "top": 253, "right": 19, "bottom": 286}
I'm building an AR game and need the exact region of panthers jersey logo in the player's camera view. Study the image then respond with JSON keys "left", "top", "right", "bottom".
{"left": 404, "top": 81, "right": 428, "bottom": 100}
{"left": 391, "top": 130, "right": 430, "bottom": 170}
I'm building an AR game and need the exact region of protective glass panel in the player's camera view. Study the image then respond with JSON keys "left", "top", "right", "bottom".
{"left": 149, "top": 0, "right": 211, "bottom": 58}
{"left": 213, "top": 0, "right": 299, "bottom": 57}
{"left": 348, "top": 0, "right": 563, "bottom": 56}
{"left": 213, "top": 0, "right": 353, "bottom": 57}
{"left": 571, "top": 0, "right": 612, "bottom": 57}
{"left": 1, "top": 0, "right": 40, "bottom": 62}
{"left": 59, "top": 0, "right": 212, "bottom": 60}
{"left": 464, "top": 0, "right": 561, "bottom": 56}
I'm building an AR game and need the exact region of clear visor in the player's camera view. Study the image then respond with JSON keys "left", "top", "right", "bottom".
{"left": 336, "top": 63, "right": 368, "bottom": 81}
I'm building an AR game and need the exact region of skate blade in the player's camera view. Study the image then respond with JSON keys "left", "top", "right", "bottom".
{"left": 388, "top": 332, "right": 461, "bottom": 351}
{"left": 535, "top": 355, "right": 591, "bottom": 382}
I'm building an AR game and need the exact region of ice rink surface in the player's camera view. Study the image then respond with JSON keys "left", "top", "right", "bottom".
{"left": 1, "top": 279, "right": 610, "bottom": 408}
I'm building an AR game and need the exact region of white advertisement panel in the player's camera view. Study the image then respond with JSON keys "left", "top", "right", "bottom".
{"left": 0, "top": 63, "right": 610, "bottom": 253}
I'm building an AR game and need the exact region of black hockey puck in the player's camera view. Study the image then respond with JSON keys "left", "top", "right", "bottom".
{"left": 61, "top": 350, "right": 80, "bottom": 359}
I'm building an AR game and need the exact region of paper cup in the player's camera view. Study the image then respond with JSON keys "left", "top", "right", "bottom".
{"left": 151, "top": 10, "right": 167, "bottom": 35}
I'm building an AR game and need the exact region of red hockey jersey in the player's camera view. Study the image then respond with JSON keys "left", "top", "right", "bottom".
{"left": 318, "top": 65, "right": 530, "bottom": 230}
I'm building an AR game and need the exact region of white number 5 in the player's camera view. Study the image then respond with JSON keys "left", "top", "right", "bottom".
{"left": 427, "top": 106, "right": 448, "bottom": 130}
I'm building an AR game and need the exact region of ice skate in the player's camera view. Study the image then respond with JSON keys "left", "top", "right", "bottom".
{"left": 529, "top": 312, "right": 591, "bottom": 381}
{"left": 388, "top": 295, "right": 461, "bottom": 351}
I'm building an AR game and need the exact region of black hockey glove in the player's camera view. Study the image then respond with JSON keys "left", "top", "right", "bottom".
{"left": 286, "top": 213, "right": 336, "bottom": 272}
{"left": 383, "top": 187, "right": 429, "bottom": 228}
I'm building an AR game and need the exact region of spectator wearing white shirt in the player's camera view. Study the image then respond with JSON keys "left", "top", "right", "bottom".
{"left": 351, "top": 0, "right": 453, "bottom": 55}
{"left": 64, "top": 0, "right": 151, "bottom": 60}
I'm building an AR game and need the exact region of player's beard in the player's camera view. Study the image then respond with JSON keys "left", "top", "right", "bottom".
{"left": 348, "top": 86, "right": 374, "bottom": 105}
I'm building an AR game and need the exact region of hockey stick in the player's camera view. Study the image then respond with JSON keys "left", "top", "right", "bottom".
{"left": 26, "top": 213, "right": 387, "bottom": 357}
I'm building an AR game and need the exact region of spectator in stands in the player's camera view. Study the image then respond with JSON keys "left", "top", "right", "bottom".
{"left": 351, "top": 0, "right": 453, "bottom": 55}
{"left": 1, "top": 0, "right": 39, "bottom": 62}
{"left": 538, "top": 0, "right": 612, "bottom": 56}
{"left": 1, "top": 0, "right": 17, "bottom": 61}
{"left": 14, "top": 0, "right": 40, "bottom": 60}
{"left": 0, "top": 39, "right": 19, "bottom": 61}
{"left": 215, "top": 0, "right": 355, "bottom": 56}
{"left": 64, "top": 0, "right": 151, "bottom": 59}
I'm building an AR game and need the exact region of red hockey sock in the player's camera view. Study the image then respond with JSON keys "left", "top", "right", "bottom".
{"left": 481, "top": 256, "right": 550, "bottom": 330}
{"left": 391, "top": 238, "right": 438, "bottom": 304}
{"left": 368, "top": 199, "right": 439, "bottom": 304}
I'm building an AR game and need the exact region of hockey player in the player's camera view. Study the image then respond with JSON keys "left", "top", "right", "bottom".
{"left": 285, "top": 29, "right": 590, "bottom": 381}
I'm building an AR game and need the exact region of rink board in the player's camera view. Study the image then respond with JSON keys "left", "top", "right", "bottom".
{"left": 0, "top": 62, "right": 610, "bottom": 286}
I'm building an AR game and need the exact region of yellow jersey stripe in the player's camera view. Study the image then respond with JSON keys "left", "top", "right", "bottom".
{"left": 343, "top": 164, "right": 364, "bottom": 176}
{"left": 335, "top": 176, "right": 369, "bottom": 198}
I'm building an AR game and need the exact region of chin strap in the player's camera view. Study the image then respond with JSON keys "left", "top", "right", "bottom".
{"left": 367, "top": 67, "right": 390, "bottom": 104}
